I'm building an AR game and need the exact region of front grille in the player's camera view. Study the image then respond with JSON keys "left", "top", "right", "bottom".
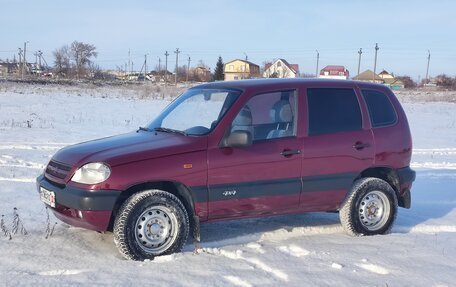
{"left": 45, "top": 160, "right": 72, "bottom": 180}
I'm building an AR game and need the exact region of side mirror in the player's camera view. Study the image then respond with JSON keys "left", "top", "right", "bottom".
{"left": 220, "top": 130, "right": 252, "bottom": 148}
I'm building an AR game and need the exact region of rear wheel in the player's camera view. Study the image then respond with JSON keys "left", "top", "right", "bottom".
{"left": 114, "top": 190, "right": 189, "bottom": 260}
{"left": 340, "top": 177, "right": 397, "bottom": 236}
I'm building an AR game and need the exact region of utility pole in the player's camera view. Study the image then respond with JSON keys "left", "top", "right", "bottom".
{"left": 18, "top": 48, "right": 23, "bottom": 78}
{"left": 315, "top": 50, "right": 319, "bottom": 78}
{"left": 425, "top": 50, "right": 431, "bottom": 84}
{"left": 357, "top": 48, "right": 362, "bottom": 79}
{"left": 38, "top": 50, "right": 42, "bottom": 69}
{"left": 174, "top": 48, "right": 180, "bottom": 85}
{"left": 144, "top": 54, "right": 148, "bottom": 80}
{"left": 243, "top": 52, "right": 248, "bottom": 79}
{"left": 158, "top": 57, "right": 161, "bottom": 82}
{"left": 186, "top": 55, "right": 191, "bottom": 84}
{"left": 164, "top": 51, "right": 169, "bottom": 85}
{"left": 33, "top": 51, "right": 38, "bottom": 76}
{"left": 22, "top": 42, "right": 28, "bottom": 79}
{"left": 373, "top": 43, "right": 379, "bottom": 81}
{"left": 128, "top": 49, "right": 131, "bottom": 76}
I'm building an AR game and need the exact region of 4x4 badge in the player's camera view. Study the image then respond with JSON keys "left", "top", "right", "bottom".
{"left": 222, "top": 190, "right": 237, "bottom": 197}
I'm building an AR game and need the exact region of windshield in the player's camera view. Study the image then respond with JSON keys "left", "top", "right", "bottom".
{"left": 148, "top": 88, "right": 241, "bottom": 136}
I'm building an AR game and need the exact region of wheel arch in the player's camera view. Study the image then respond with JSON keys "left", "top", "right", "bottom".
{"left": 354, "top": 166, "right": 407, "bottom": 207}
{"left": 108, "top": 180, "right": 200, "bottom": 241}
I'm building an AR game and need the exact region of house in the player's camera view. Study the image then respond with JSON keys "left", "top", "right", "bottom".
{"left": 193, "top": 66, "right": 211, "bottom": 82}
{"left": 353, "top": 69, "right": 384, "bottom": 84}
{"left": 378, "top": 70, "right": 404, "bottom": 90}
{"left": 0, "top": 61, "right": 19, "bottom": 75}
{"left": 263, "top": 59, "right": 299, "bottom": 78}
{"left": 224, "top": 59, "right": 260, "bottom": 81}
{"left": 319, "top": 65, "right": 349, "bottom": 80}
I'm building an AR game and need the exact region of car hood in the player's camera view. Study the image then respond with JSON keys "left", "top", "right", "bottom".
{"left": 52, "top": 131, "right": 207, "bottom": 168}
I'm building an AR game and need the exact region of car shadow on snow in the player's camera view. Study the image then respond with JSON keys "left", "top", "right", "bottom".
{"left": 192, "top": 211, "right": 343, "bottom": 249}
{"left": 393, "top": 169, "right": 456, "bottom": 233}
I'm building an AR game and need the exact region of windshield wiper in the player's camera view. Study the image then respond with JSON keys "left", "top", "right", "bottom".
{"left": 153, "top": 127, "right": 188, "bottom": 136}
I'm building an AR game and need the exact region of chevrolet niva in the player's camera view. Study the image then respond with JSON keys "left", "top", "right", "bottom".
{"left": 37, "top": 79, "right": 416, "bottom": 260}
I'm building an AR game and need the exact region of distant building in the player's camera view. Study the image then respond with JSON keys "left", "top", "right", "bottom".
{"left": 224, "top": 59, "right": 260, "bottom": 81}
{"left": 263, "top": 59, "right": 299, "bottom": 78}
{"left": 353, "top": 69, "right": 384, "bottom": 84}
{"left": 378, "top": 70, "right": 405, "bottom": 90}
{"left": 193, "top": 66, "right": 211, "bottom": 82}
{"left": 319, "top": 65, "right": 349, "bottom": 80}
{"left": 0, "top": 61, "right": 19, "bottom": 75}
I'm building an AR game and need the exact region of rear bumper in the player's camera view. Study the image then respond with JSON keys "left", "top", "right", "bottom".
{"left": 36, "top": 175, "right": 121, "bottom": 231}
{"left": 397, "top": 166, "right": 416, "bottom": 184}
{"left": 397, "top": 166, "right": 416, "bottom": 209}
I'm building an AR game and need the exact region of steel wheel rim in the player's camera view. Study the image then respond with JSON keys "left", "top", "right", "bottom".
{"left": 358, "top": 190, "right": 391, "bottom": 231}
{"left": 135, "top": 206, "right": 178, "bottom": 254}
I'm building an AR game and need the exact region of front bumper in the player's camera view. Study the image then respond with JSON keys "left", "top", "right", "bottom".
{"left": 36, "top": 175, "right": 121, "bottom": 231}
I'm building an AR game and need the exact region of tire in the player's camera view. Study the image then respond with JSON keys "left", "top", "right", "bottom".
{"left": 113, "top": 190, "right": 189, "bottom": 261}
{"left": 339, "top": 177, "right": 398, "bottom": 236}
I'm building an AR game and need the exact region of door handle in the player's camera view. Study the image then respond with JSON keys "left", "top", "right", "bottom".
{"left": 281, "top": 149, "right": 301, "bottom": 157}
{"left": 353, "top": 142, "right": 371, "bottom": 150}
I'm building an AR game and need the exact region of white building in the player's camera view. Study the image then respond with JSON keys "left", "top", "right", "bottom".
{"left": 263, "top": 59, "right": 299, "bottom": 78}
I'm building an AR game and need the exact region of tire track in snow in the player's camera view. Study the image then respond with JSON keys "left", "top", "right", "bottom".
{"left": 276, "top": 244, "right": 310, "bottom": 257}
{"left": 411, "top": 147, "right": 456, "bottom": 170}
{"left": 0, "top": 155, "right": 45, "bottom": 170}
{"left": 413, "top": 148, "right": 456, "bottom": 155}
{"left": 0, "top": 143, "right": 66, "bottom": 151}
{"left": 395, "top": 225, "right": 456, "bottom": 234}
{"left": 203, "top": 247, "right": 289, "bottom": 282}
{"left": 411, "top": 162, "right": 456, "bottom": 170}
{"left": 223, "top": 275, "right": 252, "bottom": 287}
{"left": 0, "top": 177, "right": 35, "bottom": 183}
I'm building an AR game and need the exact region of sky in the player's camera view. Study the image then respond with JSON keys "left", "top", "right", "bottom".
{"left": 1, "top": 0, "right": 455, "bottom": 80}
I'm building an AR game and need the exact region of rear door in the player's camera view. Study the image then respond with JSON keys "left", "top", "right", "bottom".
{"left": 207, "top": 89, "right": 303, "bottom": 219}
{"left": 300, "top": 86, "right": 374, "bottom": 211}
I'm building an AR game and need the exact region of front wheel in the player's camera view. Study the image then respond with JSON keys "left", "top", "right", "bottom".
{"left": 114, "top": 190, "right": 189, "bottom": 260}
{"left": 339, "top": 177, "right": 398, "bottom": 236}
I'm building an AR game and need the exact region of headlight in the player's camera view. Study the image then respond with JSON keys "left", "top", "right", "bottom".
{"left": 71, "top": 162, "right": 111, "bottom": 184}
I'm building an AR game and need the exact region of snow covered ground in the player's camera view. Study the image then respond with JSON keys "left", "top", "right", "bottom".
{"left": 0, "top": 84, "right": 455, "bottom": 286}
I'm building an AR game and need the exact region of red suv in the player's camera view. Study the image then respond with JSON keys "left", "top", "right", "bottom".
{"left": 37, "top": 79, "right": 415, "bottom": 260}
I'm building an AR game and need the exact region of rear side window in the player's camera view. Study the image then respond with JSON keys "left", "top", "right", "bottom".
{"left": 362, "top": 89, "right": 397, "bottom": 128}
{"left": 307, "top": 88, "right": 362, "bottom": 135}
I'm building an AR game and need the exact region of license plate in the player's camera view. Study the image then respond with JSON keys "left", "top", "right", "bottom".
{"left": 39, "top": 187, "right": 56, "bottom": 208}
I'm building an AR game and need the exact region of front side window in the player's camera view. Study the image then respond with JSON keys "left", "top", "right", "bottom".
{"left": 362, "top": 89, "right": 397, "bottom": 128}
{"left": 230, "top": 90, "right": 297, "bottom": 141}
{"left": 148, "top": 88, "right": 241, "bottom": 135}
{"left": 307, "top": 88, "right": 362, "bottom": 135}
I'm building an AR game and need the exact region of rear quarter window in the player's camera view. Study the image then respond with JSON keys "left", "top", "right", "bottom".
{"left": 362, "top": 89, "right": 397, "bottom": 128}
{"left": 307, "top": 88, "right": 362, "bottom": 135}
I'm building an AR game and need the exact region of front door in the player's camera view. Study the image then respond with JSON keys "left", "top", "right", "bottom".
{"left": 207, "top": 90, "right": 303, "bottom": 219}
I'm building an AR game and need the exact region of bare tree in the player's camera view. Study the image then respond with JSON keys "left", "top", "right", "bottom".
{"left": 395, "top": 75, "right": 417, "bottom": 89}
{"left": 70, "top": 41, "right": 98, "bottom": 79}
{"left": 53, "top": 45, "right": 70, "bottom": 77}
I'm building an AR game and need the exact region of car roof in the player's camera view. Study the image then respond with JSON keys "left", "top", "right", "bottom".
{"left": 192, "top": 78, "right": 386, "bottom": 91}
